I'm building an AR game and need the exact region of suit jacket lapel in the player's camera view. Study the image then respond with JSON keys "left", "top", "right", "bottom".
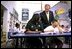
{"left": 49, "top": 11, "right": 51, "bottom": 22}
{"left": 44, "top": 11, "right": 49, "bottom": 23}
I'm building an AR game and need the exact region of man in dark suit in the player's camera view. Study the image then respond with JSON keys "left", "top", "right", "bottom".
{"left": 40, "top": 4, "right": 54, "bottom": 29}
{"left": 40, "top": 4, "right": 54, "bottom": 48}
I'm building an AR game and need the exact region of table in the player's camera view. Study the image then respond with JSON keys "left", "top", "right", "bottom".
{"left": 10, "top": 32, "right": 71, "bottom": 48}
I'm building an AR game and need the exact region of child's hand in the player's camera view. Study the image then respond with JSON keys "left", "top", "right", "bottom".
{"left": 36, "top": 29, "right": 38, "bottom": 31}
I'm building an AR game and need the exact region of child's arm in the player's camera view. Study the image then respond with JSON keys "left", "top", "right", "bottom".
{"left": 44, "top": 26, "right": 54, "bottom": 32}
{"left": 57, "top": 25, "right": 64, "bottom": 33}
{"left": 44, "top": 30, "right": 54, "bottom": 32}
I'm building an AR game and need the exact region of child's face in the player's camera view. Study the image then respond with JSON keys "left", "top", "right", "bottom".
{"left": 52, "top": 21, "right": 59, "bottom": 27}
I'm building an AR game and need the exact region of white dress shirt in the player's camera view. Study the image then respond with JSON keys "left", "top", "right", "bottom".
{"left": 46, "top": 12, "right": 49, "bottom": 21}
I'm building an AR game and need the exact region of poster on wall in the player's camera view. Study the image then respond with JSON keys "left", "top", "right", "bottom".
{"left": 56, "top": 7, "right": 64, "bottom": 15}
{"left": 22, "top": 8, "right": 29, "bottom": 21}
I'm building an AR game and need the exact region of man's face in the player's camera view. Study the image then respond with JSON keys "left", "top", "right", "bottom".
{"left": 45, "top": 4, "right": 50, "bottom": 12}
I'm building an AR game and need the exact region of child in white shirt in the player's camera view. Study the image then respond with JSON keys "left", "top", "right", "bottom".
{"left": 44, "top": 20, "right": 64, "bottom": 33}
{"left": 44, "top": 20, "right": 63, "bottom": 48}
{"left": 13, "top": 23, "right": 20, "bottom": 33}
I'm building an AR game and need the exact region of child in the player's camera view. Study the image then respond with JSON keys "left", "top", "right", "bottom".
{"left": 44, "top": 20, "right": 64, "bottom": 33}
{"left": 14, "top": 23, "right": 20, "bottom": 33}
{"left": 44, "top": 19, "right": 63, "bottom": 48}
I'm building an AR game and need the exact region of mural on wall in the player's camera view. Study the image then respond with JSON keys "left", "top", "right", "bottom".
{"left": 50, "top": 2, "right": 71, "bottom": 27}
{"left": 56, "top": 7, "right": 65, "bottom": 15}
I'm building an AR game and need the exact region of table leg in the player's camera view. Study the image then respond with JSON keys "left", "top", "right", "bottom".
{"left": 15, "top": 38, "right": 18, "bottom": 48}
{"left": 69, "top": 37, "right": 71, "bottom": 48}
{"left": 20, "top": 38, "right": 22, "bottom": 48}
{"left": 42, "top": 37, "right": 47, "bottom": 48}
